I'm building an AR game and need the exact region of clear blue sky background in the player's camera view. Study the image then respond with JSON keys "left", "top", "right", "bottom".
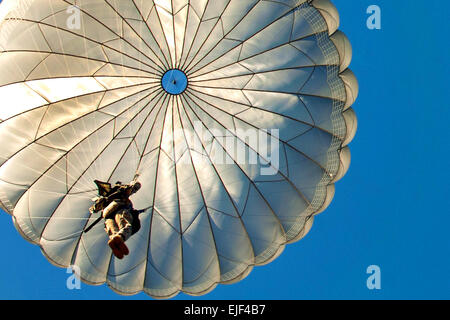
{"left": 0, "top": 0, "right": 448, "bottom": 300}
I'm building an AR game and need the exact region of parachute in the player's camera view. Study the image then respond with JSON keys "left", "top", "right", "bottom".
{"left": 0, "top": 0, "right": 358, "bottom": 298}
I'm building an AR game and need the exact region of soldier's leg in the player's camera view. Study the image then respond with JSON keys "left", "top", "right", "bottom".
{"left": 103, "top": 201, "right": 120, "bottom": 219}
{"left": 104, "top": 217, "right": 119, "bottom": 240}
{"left": 105, "top": 216, "right": 124, "bottom": 259}
{"left": 115, "top": 210, "right": 134, "bottom": 242}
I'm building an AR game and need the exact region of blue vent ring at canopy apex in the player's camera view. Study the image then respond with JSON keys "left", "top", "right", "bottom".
{"left": 161, "top": 69, "right": 188, "bottom": 95}
{"left": 0, "top": 0, "right": 358, "bottom": 298}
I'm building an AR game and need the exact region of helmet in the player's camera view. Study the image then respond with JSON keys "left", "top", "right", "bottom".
{"left": 131, "top": 181, "right": 141, "bottom": 193}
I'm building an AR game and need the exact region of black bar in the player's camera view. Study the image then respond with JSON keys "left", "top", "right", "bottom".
{"left": 83, "top": 216, "right": 103, "bottom": 233}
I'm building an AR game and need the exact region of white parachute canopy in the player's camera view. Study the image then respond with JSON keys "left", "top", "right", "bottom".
{"left": 0, "top": 0, "right": 358, "bottom": 298}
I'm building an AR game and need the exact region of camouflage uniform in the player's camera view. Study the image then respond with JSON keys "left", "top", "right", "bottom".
{"left": 89, "top": 180, "right": 142, "bottom": 249}
{"left": 101, "top": 184, "right": 136, "bottom": 242}
{"left": 103, "top": 200, "right": 134, "bottom": 242}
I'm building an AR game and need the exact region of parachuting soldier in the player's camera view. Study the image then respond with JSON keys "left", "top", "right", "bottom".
{"left": 88, "top": 180, "right": 144, "bottom": 259}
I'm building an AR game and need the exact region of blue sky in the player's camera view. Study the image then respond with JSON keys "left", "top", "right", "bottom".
{"left": 0, "top": 0, "right": 449, "bottom": 300}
